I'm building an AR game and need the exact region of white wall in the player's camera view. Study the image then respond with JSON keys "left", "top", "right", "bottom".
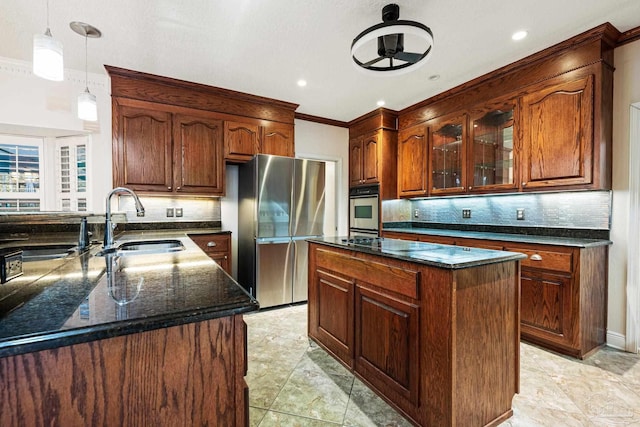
{"left": 0, "top": 57, "right": 112, "bottom": 213}
{"left": 609, "top": 39, "right": 640, "bottom": 347}
{"left": 295, "top": 119, "right": 349, "bottom": 236}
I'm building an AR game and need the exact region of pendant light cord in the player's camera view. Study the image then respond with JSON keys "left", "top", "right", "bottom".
{"left": 46, "top": 0, "right": 50, "bottom": 29}
{"left": 84, "top": 33, "right": 89, "bottom": 91}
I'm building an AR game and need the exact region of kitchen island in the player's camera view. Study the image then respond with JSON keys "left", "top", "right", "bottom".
{"left": 0, "top": 231, "right": 258, "bottom": 426}
{"left": 308, "top": 236, "right": 526, "bottom": 427}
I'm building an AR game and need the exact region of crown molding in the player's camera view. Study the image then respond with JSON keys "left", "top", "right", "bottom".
{"left": 0, "top": 56, "right": 108, "bottom": 91}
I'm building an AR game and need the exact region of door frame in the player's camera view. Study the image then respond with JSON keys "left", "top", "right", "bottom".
{"left": 627, "top": 102, "right": 640, "bottom": 353}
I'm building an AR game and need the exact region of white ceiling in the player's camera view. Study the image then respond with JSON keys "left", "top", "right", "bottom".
{"left": 1, "top": 0, "right": 640, "bottom": 123}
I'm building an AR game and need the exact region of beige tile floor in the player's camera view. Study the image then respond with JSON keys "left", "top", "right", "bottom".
{"left": 245, "top": 304, "right": 640, "bottom": 426}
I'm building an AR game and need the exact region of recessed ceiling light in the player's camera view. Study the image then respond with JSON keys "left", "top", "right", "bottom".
{"left": 377, "top": 100, "right": 385, "bottom": 107}
{"left": 428, "top": 74, "right": 440, "bottom": 81}
{"left": 297, "top": 79, "right": 307, "bottom": 87}
{"left": 512, "top": 30, "right": 528, "bottom": 41}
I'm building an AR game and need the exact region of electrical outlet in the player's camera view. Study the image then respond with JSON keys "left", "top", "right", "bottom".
{"left": 516, "top": 208, "right": 525, "bottom": 220}
{"left": 166, "top": 208, "right": 174, "bottom": 217}
{"left": 414, "top": 209, "right": 419, "bottom": 218}
{"left": 175, "top": 208, "right": 183, "bottom": 217}
{"left": 462, "top": 209, "right": 471, "bottom": 219}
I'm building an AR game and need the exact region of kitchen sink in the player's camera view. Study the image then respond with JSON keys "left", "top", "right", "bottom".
{"left": 21, "top": 244, "right": 77, "bottom": 261}
{"left": 97, "top": 239, "right": 185, "bottom": 257}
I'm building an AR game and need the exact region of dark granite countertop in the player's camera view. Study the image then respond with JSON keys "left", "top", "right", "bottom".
{"left": 0, "top": 230, "right": 257, "bottom": 358}
{"left": 382, "top": 226, "right": 611, "bottom": 248}
{"left": 310, "top": 236, "right": 526, "bottom": 269}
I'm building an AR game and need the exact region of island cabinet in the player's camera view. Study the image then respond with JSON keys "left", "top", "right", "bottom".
{"left": 308, "top": 241, "right": 520, "bottom": 427}
{"left": 189, "top": 232, "right": 232, "bottom": 274}
{"left": 0, "top": 315, "right": 250, "bottom": 427}
{"left": 113, "top": 98, "right": 225, "bottom": 196}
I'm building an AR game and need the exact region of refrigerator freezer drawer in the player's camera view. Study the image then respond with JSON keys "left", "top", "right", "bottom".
{"left": 256, "top": 240, "right": 293, "bottom": 308}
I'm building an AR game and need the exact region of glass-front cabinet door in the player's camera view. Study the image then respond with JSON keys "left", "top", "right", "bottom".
{"left": 468, "top": 100, "right": 518, "bottom": 192}
{"left": 429, "top": 114, "right": 466, "bottom": 195}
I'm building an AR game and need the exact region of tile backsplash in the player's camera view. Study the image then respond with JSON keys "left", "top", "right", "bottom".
{"left": 119, "top": 196, "right": 221, "bottom": 223}
{"left": 383, "top": 190, "right": 611, "bottom": 230}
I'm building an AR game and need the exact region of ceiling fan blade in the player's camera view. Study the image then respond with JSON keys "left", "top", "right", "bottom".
{"left": 393, "top": 51, "right": 422, "bottom": 63}
{"left": 362, "top": 56, "right": 386, "bottom": 67}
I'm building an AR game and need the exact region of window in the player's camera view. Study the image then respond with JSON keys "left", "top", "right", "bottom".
{"left": 55, "top": 137, "right": 89, "bottom": 212}
{"left": 0, "top": 135, "right": 42, "bottom": 212}
{"left": 0, "top": 133, "right": 91, "bottom": 212}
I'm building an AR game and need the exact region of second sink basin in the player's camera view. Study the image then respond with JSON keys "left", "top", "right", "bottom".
{"left": 22, "top": 244, "right": 77, "bottom": 261}
{"left": 115, "top": 239, "right": 185, "bottom": 255}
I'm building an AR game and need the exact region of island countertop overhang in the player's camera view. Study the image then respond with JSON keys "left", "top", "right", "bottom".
{"left": 309, "top": 236, "right": 527, "bottom": 269}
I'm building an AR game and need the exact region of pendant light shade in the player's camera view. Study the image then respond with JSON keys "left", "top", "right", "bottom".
{"left": 33, "top": 0, "right": 63, "bottom": 81}
{"left": 77, "top": 89, "right": 97, "bottom": 121}
{"left": 70, "top": 21, "right": 101, "bottom": 122}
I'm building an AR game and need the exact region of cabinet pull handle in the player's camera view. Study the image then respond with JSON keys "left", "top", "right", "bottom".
{"left": 207, "top": 241, "right": 217, "bottom": 247}
{"left": 530, "top": 254, "right": 542, "bottom": 261}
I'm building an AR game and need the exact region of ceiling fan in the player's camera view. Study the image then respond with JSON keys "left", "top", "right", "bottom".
{"left": 351, "top": 4, "right": 434, "bottom": 75}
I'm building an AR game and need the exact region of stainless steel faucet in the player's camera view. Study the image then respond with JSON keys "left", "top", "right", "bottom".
{"left": 103, "top": 187, "right": 145, "bottom": 250}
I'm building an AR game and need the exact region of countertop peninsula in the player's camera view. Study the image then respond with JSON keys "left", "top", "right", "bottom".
{"left": 0, "top": 229, "right": 258, "bottom": 358}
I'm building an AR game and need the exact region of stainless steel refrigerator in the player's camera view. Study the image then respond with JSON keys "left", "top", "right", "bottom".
{"left": 237, "top": 154, "right": 325, "bottom": 308}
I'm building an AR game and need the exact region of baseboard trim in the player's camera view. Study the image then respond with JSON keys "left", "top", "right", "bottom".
{"left": 606, "top": 331, "right": 627, "bottom": 350}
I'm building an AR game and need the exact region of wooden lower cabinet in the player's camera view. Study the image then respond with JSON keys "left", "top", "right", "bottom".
{"left": 0, "top": 315, "right": 249, "bottom": 426}
{"left": 355, "top": 284, "right": 420, "bottom": 407}
{"left": 189, "top": 232, "right": 232, "bottom": 275}
{"left": 308, "top": 242, "right": 520, "bottom": 427}
{"left": 382, "top": 230, "right": 609, "bottom": 358}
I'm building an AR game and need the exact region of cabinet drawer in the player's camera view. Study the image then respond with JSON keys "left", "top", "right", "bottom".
{"left": 504, "top": 246, "right": 572, "bottom": 273}
{"left": 190, "top": 234, "right": 230, "bottom": 254}
{"left": 315, "top": 248, "right": 419, "bottom": 299}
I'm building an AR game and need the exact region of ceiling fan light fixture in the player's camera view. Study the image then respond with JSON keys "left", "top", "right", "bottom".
{"left": 351, "top": 4, "right": 434, "bottom": 76}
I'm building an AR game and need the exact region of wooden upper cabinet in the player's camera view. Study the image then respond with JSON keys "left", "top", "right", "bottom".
{"left": 350, "top": 132, "right": 379, "bottom": 187}
{"left": 173, "top": 114, "right": 224, "bottom": 195}
{"left": 429, "top": 113, "right": 467, "bottom": 195}
{"left": 397, "top": 124, "right": 428, "bottom": 198}
{"left": 113, "top": 98, "right": 226, "bottom": 196}
{"left": 224, "top": 121, "right": 259, "bottom": 162}
{"left": 521, "top": 75, "right": 594, "bottom": 190}
{"left": 260, "top": 122, "right": 294, "bottom": 157}
{"left": 114, "top": 103, "right": 173, "bottom": 192}
{"left": 468, "top": 98, "right": 519, "bottom": 193}
{"left": 362, "top": 132, "right": 379, "bottom": 183}
{"left": 349, "top": 136, "right": 364, "bottom": 186}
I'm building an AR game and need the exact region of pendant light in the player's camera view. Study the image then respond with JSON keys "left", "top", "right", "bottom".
{"left": 33, "top": 0, "right": 64, "bottom": 81}
{"left": 70, "top": 21, "right": 101, "bottom": 122}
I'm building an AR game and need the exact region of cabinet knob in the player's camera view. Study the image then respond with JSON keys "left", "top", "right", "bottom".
{"left": 522, "top": 182, "right": 527, "bottom": 187}
{"left": 224, "top": 255, "right": 228, "bottom": 259}
{"left": 176, "top": 186, "right": 181, "bottom": 190}
{"left": 530, "top": 254, "right": 542, "bottom": 261}
{"left": 167, "top": 186, "right": 172, "bottom": 190}
{"left": 207, "top": 241, "right": 217, "bottom": 247}
{"left": 468, "top": 186, "right": 472, "bottom": 190}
